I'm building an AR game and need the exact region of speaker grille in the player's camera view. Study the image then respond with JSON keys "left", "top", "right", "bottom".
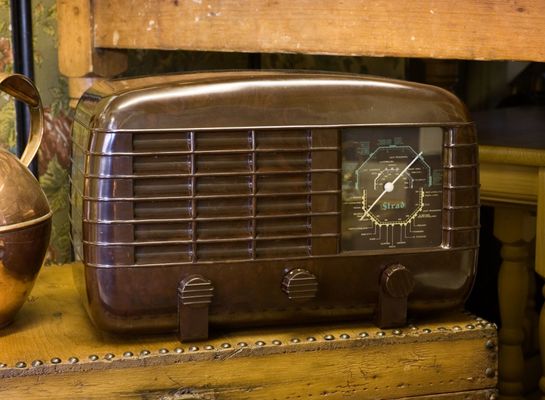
{"left": 128, "top": 129, "right": 340, "bottom": 265}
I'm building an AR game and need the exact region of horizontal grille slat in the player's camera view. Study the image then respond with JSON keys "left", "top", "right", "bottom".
{"left": 197, "top": 243, "right": 251, "bottom": 261}
{"left": 256, "top": 239, "right": 310, "bottom": 258}
{"left": 257, "top": 196, "right": 309, "bottom": 215}
{"left": 257, "top": 217, "right": 309, "bottom": 237}
{"left": 197, "top": 198, "right": 251, "bottom": 217}
{"left": 133, "top": 155, "right": 190, "bottom": 173}
{"left": 133, "top": 178, "right": 191, "bottom": 197}
{"left": 196, "top": 154, "right": 251, "bottom": 173}
{"left": 133, "top": 133, "right": 190, "bottom": 152}
{"left": 135, "top": 245, "right": 192, "bottom": 264}
{"left": 195, "top": 131, "right": 251, "bottom": 150}
{"left": 197, "top": 220, "right": 251, "bottom": 239}
{"left": 134, "top": 200, "right": 191, "bottom": 219}
{"left": 257, "top": 174, "right": 309, "bottom": 193}
{"left": 256, "top": 130, "right": 310, "bottom": 149}
{"left": 257, "top": 152, "right": 310, "bottom": 172}
{"left": 135, "top": 223, "right": 191, "bottom": 240}
{"left": 196, "top": 176, "right": 251, "bottom": 195}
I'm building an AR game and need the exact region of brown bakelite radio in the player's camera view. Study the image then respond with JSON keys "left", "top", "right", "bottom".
{"left": 71, "top": 71, "right": 479, "bottom": 341}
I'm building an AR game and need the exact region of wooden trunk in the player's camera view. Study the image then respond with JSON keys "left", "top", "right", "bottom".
{"left": 0, "top": 264, "right": 497, "bottom": 399}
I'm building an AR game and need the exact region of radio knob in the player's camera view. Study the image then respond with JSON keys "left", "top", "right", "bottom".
{"left": 178, "top": 275, "right": 214, "bottom": 306}
{"left": 282, "top": 268, "right": 318, "bottom": 301}
{"left": 376, "top": 263, "right": 415, "bottom": 329}
{"left": 177, "top": 275, "right": 214, "bottom": 342}
{"left": 382, "top": 263, "right": 415, "bottom": 298}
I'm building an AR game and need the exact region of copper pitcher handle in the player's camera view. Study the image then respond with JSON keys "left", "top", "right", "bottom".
{"left": 0, "top": 73, "right": 43, "bottom": 167}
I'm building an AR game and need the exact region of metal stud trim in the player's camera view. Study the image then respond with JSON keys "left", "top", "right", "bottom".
{"left": 0, "top": 318, "right": 496, "bottom": 370}
{"left": 485, "top": 368, "right": 496, "bottom": 378}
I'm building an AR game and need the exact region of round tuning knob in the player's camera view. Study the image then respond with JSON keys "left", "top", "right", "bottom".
{"left": 281, "top": 268, "right": 318, "bottom": 301}
{"left": 381, "top": 263, "right": 415, "bottom": 298}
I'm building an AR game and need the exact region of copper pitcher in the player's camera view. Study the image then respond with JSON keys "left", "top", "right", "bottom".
{"left": 0, "top": 73, "right": 51, "bottom": 328}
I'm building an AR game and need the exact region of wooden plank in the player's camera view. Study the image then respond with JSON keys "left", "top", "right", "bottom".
{"left": 57, "top": 0, "right": 94, "bottom": 76}
{"left": 396, "top": 390, "right": 497, "bottom": 399}
{"left": 92, "top": 0, "right": 545, "bottom": 62}
{"left": 480, "top": 146, "right": 545, "bottom": 169}
{"left": 0, "top": 265, "right": 497, "bottom": 399}
{"left": 57, "top": 0, "right": 127, "bottom": 77}
{"left": 479, "top": 163, "right": 538, "bottom": 206}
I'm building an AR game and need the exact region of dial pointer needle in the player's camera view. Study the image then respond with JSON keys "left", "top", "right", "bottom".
{"left": 359, "top": 151, "right": 423, "bottom": 221}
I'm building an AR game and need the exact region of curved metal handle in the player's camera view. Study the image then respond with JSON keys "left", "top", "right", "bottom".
{"left": 0, "top": 73, "right": 43, "bottom": 167}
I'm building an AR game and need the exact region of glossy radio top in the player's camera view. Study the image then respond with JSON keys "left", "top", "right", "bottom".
{"left": 75, "top": 71, "right": 471, "bottom": 132}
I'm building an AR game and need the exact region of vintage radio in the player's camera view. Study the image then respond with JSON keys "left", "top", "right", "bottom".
{"left": 70, "top": 71, "right": 479, "bottom": 341}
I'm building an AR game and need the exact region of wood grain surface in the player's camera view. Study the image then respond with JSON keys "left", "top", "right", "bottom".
{"left": 479, "top": 163, "right": 538, "bottom": 206}
{"left": 91, "top": 0, "right": 545, "bottom": 61}
{"left": 0, "top": 264, "right": 497, "bottom": 399}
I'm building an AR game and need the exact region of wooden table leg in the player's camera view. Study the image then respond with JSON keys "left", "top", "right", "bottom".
{"left": 495, "top": 206, "right": 534, "bottom": 400}
{"left": 535, "top": 168, "right": 545, "bottom": 400}
{"left": 539, "top": 291, "right": 545, "bottom": 400}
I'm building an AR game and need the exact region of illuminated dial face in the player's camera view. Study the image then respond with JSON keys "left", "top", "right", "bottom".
{"left": 342, "top": 127, "right": 444, "bottom": 250}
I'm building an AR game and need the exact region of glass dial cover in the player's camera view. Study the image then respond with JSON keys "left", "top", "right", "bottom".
{"left": 341, "top": 127, "right": 444, "bottom": 251}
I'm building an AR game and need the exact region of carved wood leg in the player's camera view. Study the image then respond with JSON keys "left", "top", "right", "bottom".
{"left": 495, "top": 206, "right": 533, "bottom": 400}
{"left": 524, "top": 240, "right": 538, "bottom": 356}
